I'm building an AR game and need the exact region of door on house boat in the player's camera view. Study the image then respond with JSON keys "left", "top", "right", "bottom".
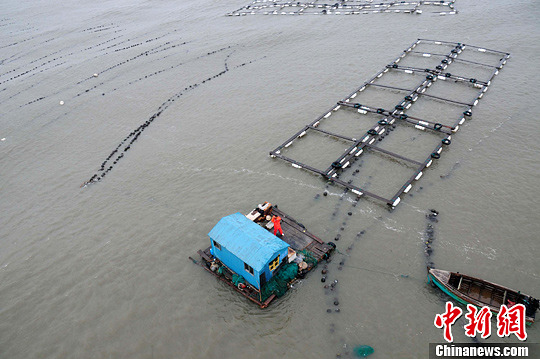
{"left": 260, "top": 272, "right": 267, "bottom": 287}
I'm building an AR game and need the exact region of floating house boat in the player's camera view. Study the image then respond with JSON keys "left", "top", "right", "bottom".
{"left": 428, "top": 268, "right": 539, "bottom": 324}
{"left": 193, "top": 202, "right": 335, "bottom": 308}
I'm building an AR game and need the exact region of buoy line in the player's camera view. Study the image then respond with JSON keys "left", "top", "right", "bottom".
{"left": 81, "top": 52, "right": 264, "bottom": 187}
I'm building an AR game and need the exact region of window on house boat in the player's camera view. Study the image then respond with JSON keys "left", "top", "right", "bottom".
{"left": 269, "top": 256, "right": 280, "bottom": 272}
{"left": 213, "top": 240, "right": 221, "bottom": 250}
{"left": 244, "top": 262, "right": 254, "bottom": 275}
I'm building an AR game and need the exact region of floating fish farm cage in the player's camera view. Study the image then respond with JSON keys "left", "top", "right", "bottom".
{"left": 270, "top": 39, "right": 510, "bottom": 207}
{"left": 228, "top": 0, "right": 457, "bottom": 16}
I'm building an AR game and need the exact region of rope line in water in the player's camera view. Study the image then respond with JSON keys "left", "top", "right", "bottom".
{"left": 342, "top": 263, "right": 413, "bottom": 280}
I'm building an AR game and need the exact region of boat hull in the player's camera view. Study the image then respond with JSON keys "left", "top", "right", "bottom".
{"left": 428, "top": 271, "right": 470, "bottom": 306}
{"left": 428, "top": 268, "right": 535, "bottom": 324}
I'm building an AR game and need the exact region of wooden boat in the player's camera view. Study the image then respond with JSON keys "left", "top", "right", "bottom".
{"left": 427, "top": 268, "right": 538, "bottom": 324}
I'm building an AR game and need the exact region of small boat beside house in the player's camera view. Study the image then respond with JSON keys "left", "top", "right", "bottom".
{"left": 427, "top": 267, "right": 539, "bottom": 324}
{"left": 192, "top": 202, "right": 335, "bottom": 308}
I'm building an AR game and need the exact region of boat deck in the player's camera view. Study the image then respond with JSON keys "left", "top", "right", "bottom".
{"left": 448, "top": 272, "right": 514, "bottom": 308}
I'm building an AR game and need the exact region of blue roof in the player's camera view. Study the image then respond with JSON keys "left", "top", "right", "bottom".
{"left": 208, "top": 212, "right": 289, "bottom": 272}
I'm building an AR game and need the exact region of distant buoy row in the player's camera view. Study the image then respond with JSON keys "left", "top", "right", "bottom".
{"left": 0, "top": 32, "right": 53, "bottom": 50}
{"left": 76, "top": 40, "right": 189, "bottom": 86}
{"left": 1, "top": 31, "right": 124, "bottom": 82}
{"left": 82, "top": 23, "right": 115, "bottom": 32}
{"left": 86, "top": 44, "right": 230, "bottom": 98}
{"left": 0, "top": 59, "right": 60, "bottom": 85}
{"left": 424, "top": 209, "right": 439, "bottom": 268}
{"left": 82, "top": 51, "right": 263, "bottom": 187}
{"left": 2, "top": 24, "right": 188, "bottom": 112}
{"left": 322, "top": 189, "right": 366, "bottom": 317}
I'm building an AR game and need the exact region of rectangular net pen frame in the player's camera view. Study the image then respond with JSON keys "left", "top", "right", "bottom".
{"left": 270, "top": 39, "right": 510, "bottom": 207}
